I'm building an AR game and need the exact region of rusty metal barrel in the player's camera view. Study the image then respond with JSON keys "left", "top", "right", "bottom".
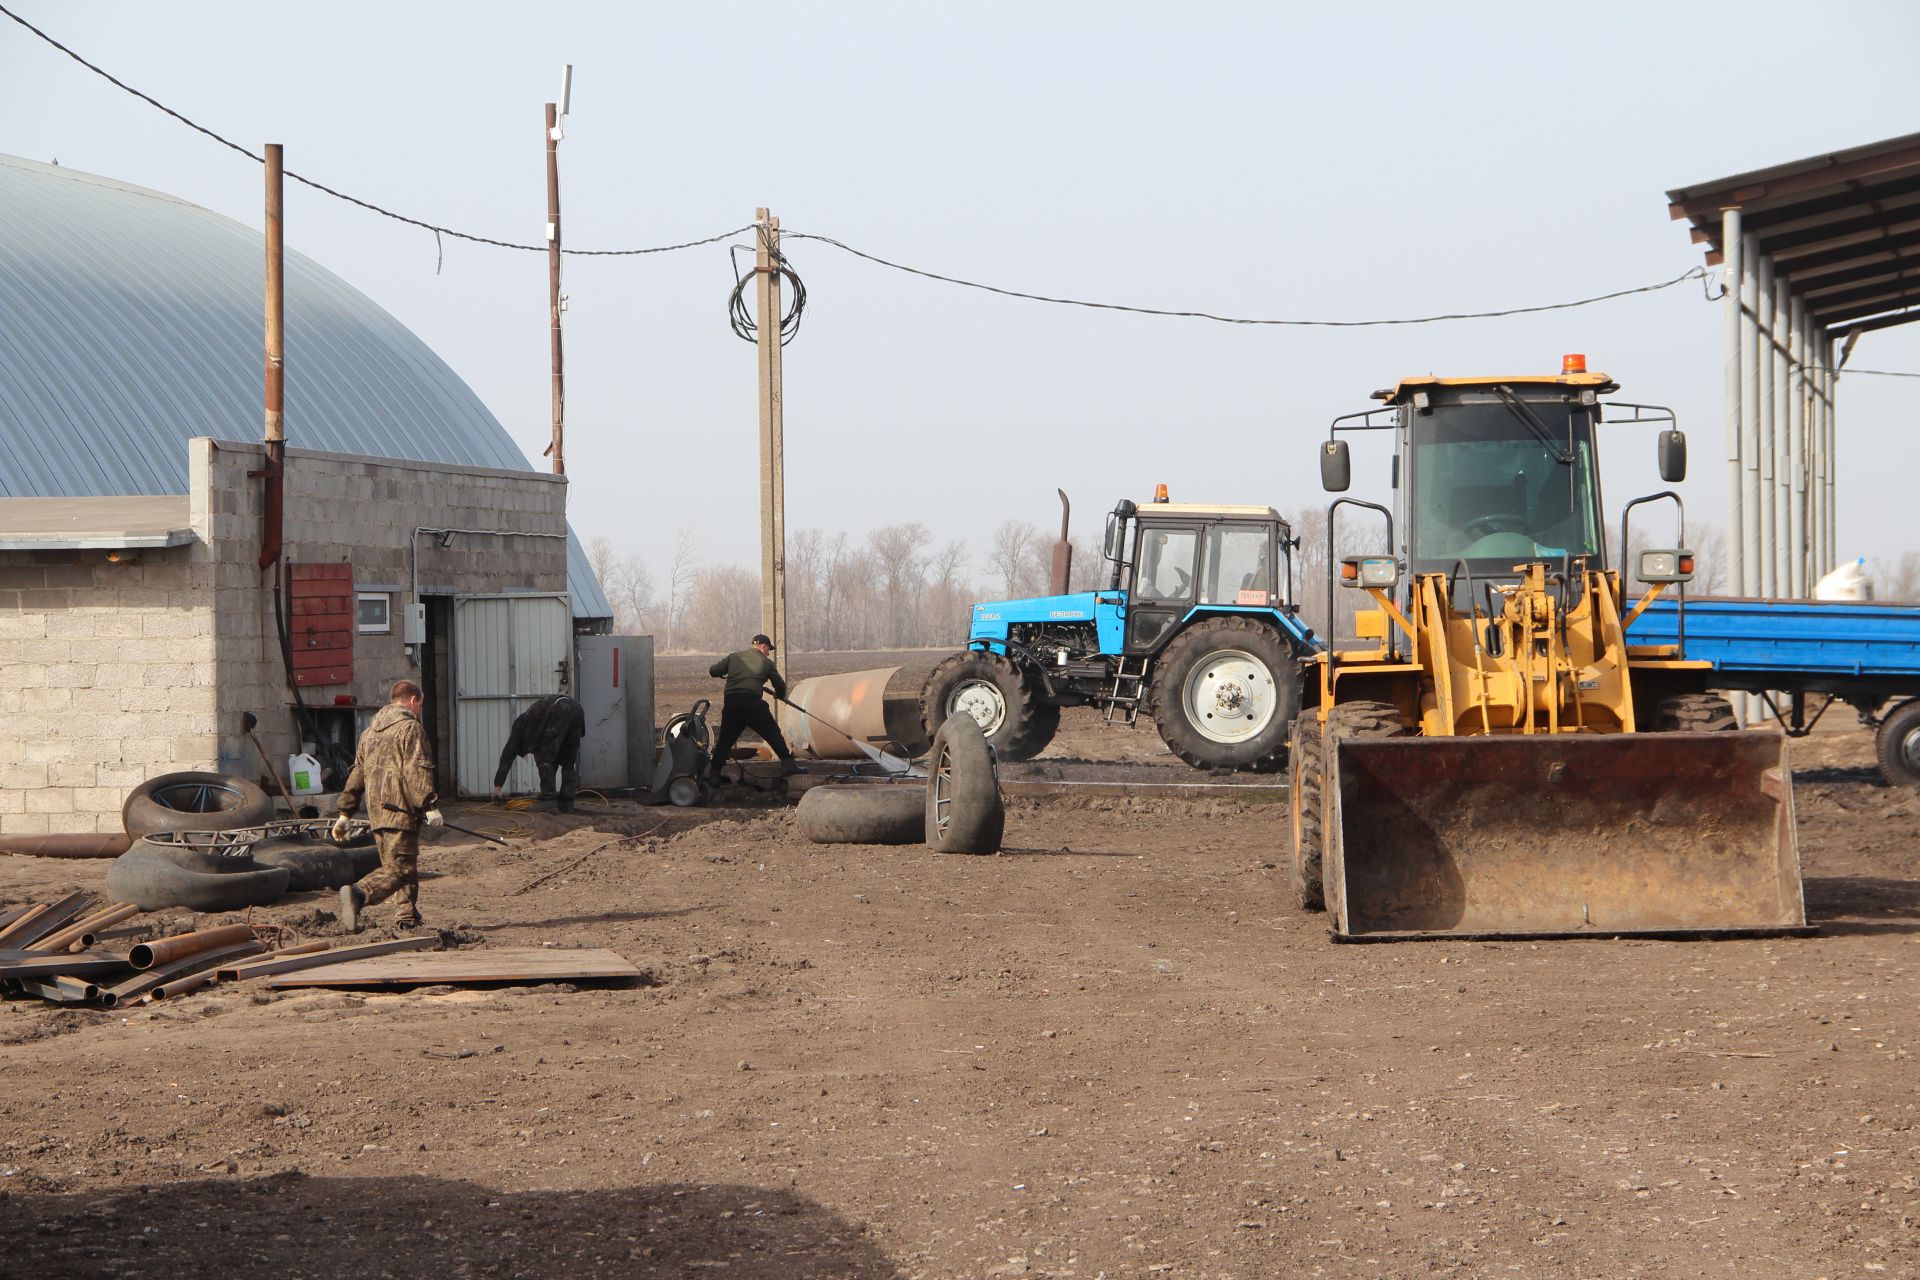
{"left": 776, "top": 667, "right": 901, "bottom": 760}
{"left": 1326, "top": 732, "right": 1808, "bottom": 940}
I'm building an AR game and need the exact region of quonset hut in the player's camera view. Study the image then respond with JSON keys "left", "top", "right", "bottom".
{"left": 0, "top": 154, "right": 641, "bottom": 833}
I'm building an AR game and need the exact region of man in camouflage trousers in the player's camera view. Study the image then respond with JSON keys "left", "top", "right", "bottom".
{"left": 333, "top": 679, "right": 443, "bottom": 931}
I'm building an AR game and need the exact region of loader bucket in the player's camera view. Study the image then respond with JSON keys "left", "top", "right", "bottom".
{"left": 1326, "top": 732, "right": 1808, "bottom": 941}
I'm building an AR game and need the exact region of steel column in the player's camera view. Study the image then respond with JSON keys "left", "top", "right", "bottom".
{"left": 1824, "top": 341, "right": 1838, "bottom": 572}
{"left": 1739, "top": 232, "right": 1763, "bottom": 597}
{"left": 1721, "top": 208, "right": 1745, "bottom": 599}
{"left": 1755, "top": 251, "right": 1777, "bottom": 597}
{"left": 1771, "top": 273, "right": 1793, "bottom": 592}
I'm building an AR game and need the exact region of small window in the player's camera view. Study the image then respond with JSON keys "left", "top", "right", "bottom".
{"left": 1134, "top": 527, "right": 1197, "bottom": 602}
{"left": 356, "top": 592, "right": 392, "bottom": 634}
{"left": 1201, "top": 524, "right": 1273, "bottom": 605}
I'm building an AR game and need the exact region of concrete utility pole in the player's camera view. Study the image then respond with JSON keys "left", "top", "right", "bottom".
{"left": 260, "top": 141, "right": 286, "bottom": 570}
{"left": 755, "top": 207, "right": 788, "bottom": 656}
{"left": 544, "top": 67, "right": 572, "bottom": 475}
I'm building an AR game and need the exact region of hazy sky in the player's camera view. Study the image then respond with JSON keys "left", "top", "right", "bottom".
{"left": 4, "top": 1, "right": 1917, "bottom": 584}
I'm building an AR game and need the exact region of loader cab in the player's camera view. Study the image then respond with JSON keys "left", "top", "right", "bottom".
{"left": 1107, "top": 498, "right": 1293, "bottom": 656}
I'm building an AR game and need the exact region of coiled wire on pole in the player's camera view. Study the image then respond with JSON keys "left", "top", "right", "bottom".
{"left": 727, "top": 235, "right": 807, "bottom": 345}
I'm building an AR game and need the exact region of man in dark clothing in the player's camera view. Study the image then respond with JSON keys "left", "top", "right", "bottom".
{"left": 491, "top": 693, "right": 588, "bottom": 812}
{"left": 708, "top": 634, "right": 805, "bottom": 784}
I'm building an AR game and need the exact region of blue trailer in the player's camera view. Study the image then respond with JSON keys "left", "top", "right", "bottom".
{"left": 1625, "top": 595, "right": 1920, "bottom": 786}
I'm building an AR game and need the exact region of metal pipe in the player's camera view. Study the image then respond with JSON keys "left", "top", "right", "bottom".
{"left": 12, "top": 975, "right": 99, "bottom": 1003}
{"left": 1721, "top": 208, "right": 1744, "bottom": 600}
{"left": 129, "top": 923, "right": 257, "bottom": 971}
{"left": 0, "top": 833, "right": 131, "bottom": 858}
{"left": 1755, "top": 251, "right": 1776, "bottom": 597}
{"left": 1787, "top": 295, "right": 1808, "bottom": 596}
{"left": 1825, "top": 339, "right": 1839, "bottom": 573}
{"left": 1771, "top": 273, "right": 1793, "bottom": 593}
{"left": 259, "top": 141, "right": 286, "bottom": 570}
{"left": 216, "top": 939, "right": 334, "bottom": 978}
{"left": 34, "top": 902, "right": 139, "bottom": 954}
{"left": 545, "top": 101, "right": 565, "bottom": 475}
{"left": 102, "top": 940, "right": 263, "bottom": 1008}
{"left": 1739, "top": 232, "right": 1762, "bottom": 598}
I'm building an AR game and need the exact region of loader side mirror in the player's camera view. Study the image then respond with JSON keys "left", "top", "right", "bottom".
{"left": 1657, "top": 429, "right": 1686, "bottom": 483}
{"left": 1637, "top": 549, "right": 1694, "bottom": 584}
{"left": 1320, "top": 439, "right": 1351, "bottom": 492}
{"left": 1340, "top": 556, "right": 1398, "bottom": 589}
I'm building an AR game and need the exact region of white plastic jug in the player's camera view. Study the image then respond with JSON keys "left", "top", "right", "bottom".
{"left": 287, "top": 752, "right": 325, "bottom": 796}
{"left": 1814, "top": 557, "right": 1874, "bottom": 601}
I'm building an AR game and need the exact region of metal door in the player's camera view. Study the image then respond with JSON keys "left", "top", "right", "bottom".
{"left": 453, "top": 594, "right": 572, "bottom": 797}
{"left": 574, "top": 634, "right": 627, "bottom": 790}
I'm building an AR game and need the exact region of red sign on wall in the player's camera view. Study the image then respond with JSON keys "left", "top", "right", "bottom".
{"left": 290, "top": 563, "right": 353, "bottom": 687}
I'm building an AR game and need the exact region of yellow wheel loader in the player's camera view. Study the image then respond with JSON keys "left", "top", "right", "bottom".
{"left": 1290, "top": 358, "right": 1807, "bottom": 941}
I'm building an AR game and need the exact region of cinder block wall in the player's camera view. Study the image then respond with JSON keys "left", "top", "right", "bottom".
{"left": 0, "top": 542, "right": 218, "bottom": 835}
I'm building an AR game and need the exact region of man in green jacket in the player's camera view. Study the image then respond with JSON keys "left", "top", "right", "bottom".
{"left": 708, "top": 633, "right": 805, "bottom": 785}
{"left": 333, "top": 679, "right": 442, "bottom": 931}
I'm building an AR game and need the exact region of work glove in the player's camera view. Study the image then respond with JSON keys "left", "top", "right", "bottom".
{"left": 330, "top": 814, "right": 352, "bottom": 842}
{"left": 423, "top": 809, "right": 445, "bottom": 828}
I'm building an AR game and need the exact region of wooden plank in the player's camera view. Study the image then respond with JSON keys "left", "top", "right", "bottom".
{"left": 295, "top": 668, "right": 354, "bottom": 688}
{"left": 227, "top": 933, "right": 437, "bottom": 980}
{"left": 268, "top": 947, "right": 642, "bottom": 988}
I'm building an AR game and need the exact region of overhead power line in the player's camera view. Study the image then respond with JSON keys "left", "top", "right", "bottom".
{"left": 4, "top": 1, "right": 1737, "bottom": 328}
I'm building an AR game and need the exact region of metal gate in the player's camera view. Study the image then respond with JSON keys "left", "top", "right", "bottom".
{"left": 452, "top": 594, "right": 572, "bottom": 797}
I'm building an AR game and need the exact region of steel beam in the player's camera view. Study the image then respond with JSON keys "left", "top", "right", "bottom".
{"left": 1722, "top": 209, "right": 1745, "bottom": 600}
{"left": 1788, "top": 295, "right": 1808, "bottom": 596}
{"left": 1744, "top": 235, "right": 1767, "bottom": 596}
{"left": 1771, "top": 271, "right": 1793, "bottom": 593}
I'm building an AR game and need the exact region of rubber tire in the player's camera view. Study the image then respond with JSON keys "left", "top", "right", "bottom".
{"left": 920, "top": 650, "right": 1059, "bottom": 762}
{"left": 796, "top": 784, "right": 928, "bottom": 845}
{"left": 1875, "top": 698, "right": 1920, "bottom": 788}
{"left": 248, "top": 834, "right": 381, "bottom": 892}
{"left": 1289, "top": 711, "right": 1327, "bottom": 911}
{"left": 1143, "top": 616, "right": 1299, "bottom": 772}
{"left": 925, "top": 713, "right": 1005, "bottom": 855}
{"left": 1649, "top": 693, "right": 1739, "bottom": 733}
{"left": 1318, "top": 701, "right": 1410, "bottom": 924}
{"left": 122, "top": 771, "right": 275, "bottom": 838}
{"left": 105, "top": 841, "right": 291, "bottom": 912}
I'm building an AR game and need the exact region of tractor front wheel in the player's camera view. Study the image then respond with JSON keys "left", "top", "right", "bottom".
{"left": 1145, "top": 617, "right": 1299, "bottom": 772}
{"left": 919, "top": 650, "right": 1059, "bottom": 762}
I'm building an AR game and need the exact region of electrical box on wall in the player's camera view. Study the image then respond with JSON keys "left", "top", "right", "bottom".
{"left": 405, "top": 602, "right": 426, "bottom": 646}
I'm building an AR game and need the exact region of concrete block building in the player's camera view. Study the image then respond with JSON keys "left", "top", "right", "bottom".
{"left": 0, "top": 154, "right": 633, "bottom": 833}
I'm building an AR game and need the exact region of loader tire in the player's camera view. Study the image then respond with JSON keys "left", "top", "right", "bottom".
{"left": 1320, "top": 701, "right": 1411, "bottom": 923}
{"left": 925, "top": 713, "right": 1005, "bottom": 855}
{"left": 1145, "top": 616, "right": 1299, "bottom": 773}
{"left": 1289, "top": 712, "right": 1327, "bottom": 911}
{"left": 122, "top": 771, "right": 275, "bottom": 838}
{"left": 796, "top": 784, "right": 928, "bottom": 845}
{"left": 1875, "top": 698, "right": 1920, "bottom": 789}
{"left": 1650, "top": 693, "right": 1738, "bottom": 733}
{"left": 920, "top": 650, "right": 1059, "bottom": 762}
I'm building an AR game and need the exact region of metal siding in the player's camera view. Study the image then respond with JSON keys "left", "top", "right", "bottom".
{"left": 0, "top": 154, "right": 612, "bottom": 622}
{"left": 452, "top": 595, "right": 572, "bottom": 797}
{"left": 574, "top": 634, "right": 628, "bottom": 789}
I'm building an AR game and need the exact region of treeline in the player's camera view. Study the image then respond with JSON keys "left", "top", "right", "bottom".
{"left": 590, "top": 518, "right": 1911, "bottom": 655}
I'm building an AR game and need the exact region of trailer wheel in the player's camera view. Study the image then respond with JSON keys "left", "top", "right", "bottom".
{"left": 1145, "top": 616, "right": 1299, "bottom": 772}
{"left": 1875, "top": 698, "right": 1920, "bottom": 788}
{"left": 920, "top": 650, "right": 1059, "bottom": 762}
{"left": 925, "top": 713, "right": 1005, "bottom": 854}
{"left": 1289, "top": 712, "right": 1327, "bottom": 911}
{"left": 1650, "top": 694, "right": 1739, "bottom": 733}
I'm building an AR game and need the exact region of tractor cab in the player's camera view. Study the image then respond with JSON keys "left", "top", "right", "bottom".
{"left": 1102, "top": 492, "right": 1297, "bottom": 657}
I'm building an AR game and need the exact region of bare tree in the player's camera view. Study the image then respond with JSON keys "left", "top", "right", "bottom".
{"left": 1874, "top": 551, "right": 1920, "bottom": 603}
{"left": 924, "top": 539, "right": 974, "bottom": 645}
{"left": 664, "top": 527, "right": 700, "bottom": 653}
{"left": 868, "top": 523, "right": 931, "bottom": 647}
{"left": 682, "top": 565, "right": 761, "bottom": 652}
{"left": 985, "top": 520, "right": 1041, "bottom": 599}
{"left": 603, "top": 554, "right": 658, "bottom": 634}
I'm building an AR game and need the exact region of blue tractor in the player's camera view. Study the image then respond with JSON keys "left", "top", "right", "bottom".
{"left": 921, "top": 495, "right": 1319, "bottom": 770}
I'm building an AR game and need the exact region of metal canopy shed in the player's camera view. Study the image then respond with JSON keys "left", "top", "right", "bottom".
{"left": 1667, "top": 130, "right": 1920, "bottom": 599}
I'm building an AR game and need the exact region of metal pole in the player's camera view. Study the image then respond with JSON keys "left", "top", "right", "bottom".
{"left": 259, "top": 141, "right": 285, "bottom": 571}
{"left": 1824, "top": 338, "right": 1838, "bottom": 573}
{"left": 1808, "top": 330, "right": 1825, "bottom": 578}
{"left": 1758, "top": 251, "right": 1774, "bottom": 602}
{"left": 755, "top": 208, "right": 787, "bottom": 657}
{"left": 1771, "top": 274, "right": 1792, "bottom": 593}
{"left": 1721, "top": 208, "right": 1744, "bottom": 600}
{"left": 1739, "top": 232, "right": 1762, "bottom": 598}
{"left": 545, "top": 101, "right": 565, "bottom": 475}
{"left": 1787, "top": 295, "right": 1808, "bottom": 596}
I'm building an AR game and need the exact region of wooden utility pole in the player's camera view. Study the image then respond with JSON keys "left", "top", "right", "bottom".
{"left": 755, "top": 207, "right": 787, "bottom": 656}
{"left": 544, "top": 100, "right": 565, "bottom": 475}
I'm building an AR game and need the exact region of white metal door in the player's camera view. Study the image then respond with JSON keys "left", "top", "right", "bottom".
{"left": 453, "top": 594, "right": 572, "bottom": 797}
{"left": 574, "top": 634, "right": 627, "bottom": 789}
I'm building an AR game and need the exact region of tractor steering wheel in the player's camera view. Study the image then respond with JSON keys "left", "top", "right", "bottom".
{"left": 1463, "top": 512, "right": 1529, "bottom": 541}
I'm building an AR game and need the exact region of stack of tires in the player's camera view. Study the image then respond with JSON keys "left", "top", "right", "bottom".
{"left": 794, "top": 714, "right": 1005, "bottom": 855}
{"left": 107, "top": 771, "right": 376, "bottom": 911}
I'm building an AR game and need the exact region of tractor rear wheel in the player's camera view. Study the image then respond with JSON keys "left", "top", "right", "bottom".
{"left": 1875, "top": 698, "right": 1920, "bottom": 788}
{"left": 1145, "top": 616, "right": 1299, "bottom": 772}
{"left": 920, "top": 650, "right": 1058, "bottom": 762}
{"left": 1650, "top": 693, "right": 1739, "bottom": 733}
{"left": 1289, "top": 711, "right": 1327, "bottom": 911}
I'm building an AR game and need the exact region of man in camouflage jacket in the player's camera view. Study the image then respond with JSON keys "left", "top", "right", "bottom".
{"left": 333, "top": 679, "right": 442, "bottom": 931}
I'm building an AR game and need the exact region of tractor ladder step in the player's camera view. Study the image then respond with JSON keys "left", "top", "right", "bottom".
{"left": 1103, "top": 659, "right": 1148, "bottom": 726}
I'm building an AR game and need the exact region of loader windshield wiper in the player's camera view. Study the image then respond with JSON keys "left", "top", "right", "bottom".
{"left": 1492, "top": 385, "right": 1573, "bottom": 465}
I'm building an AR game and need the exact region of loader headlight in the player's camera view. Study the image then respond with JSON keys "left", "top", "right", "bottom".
{"left": 1637, "top": 549, "right": 1694, "bottom": 584}
{"left": 1340, "top": 556, "right": 1399, "bottom": 589}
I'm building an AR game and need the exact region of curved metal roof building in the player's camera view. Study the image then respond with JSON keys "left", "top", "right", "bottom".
{"left": 0, "top": 152, "right": 610, "bottom": 619}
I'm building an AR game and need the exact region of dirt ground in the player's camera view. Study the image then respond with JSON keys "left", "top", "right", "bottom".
{"left": 2, "top": 652, "right": 1917, "bottom": 1278}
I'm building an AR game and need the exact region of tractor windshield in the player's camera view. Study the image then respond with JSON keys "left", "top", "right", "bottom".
{"left": 1408, "top": 401, "right": 1601, "bottom": 573}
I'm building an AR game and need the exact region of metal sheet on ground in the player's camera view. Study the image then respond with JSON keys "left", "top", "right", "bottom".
{"left": 1328, "top": 731, "right": 1806, "bottom": 939}
{"left": 267, "top": 947, "right": 642, "bottom": 988}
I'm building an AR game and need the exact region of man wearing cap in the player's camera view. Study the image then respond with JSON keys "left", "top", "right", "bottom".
{"left": 707, "top": 634, "right": 805, "bottom": 785}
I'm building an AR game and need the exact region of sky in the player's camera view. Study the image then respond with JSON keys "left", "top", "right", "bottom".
{"left": 3, "top": 0, "right": 1917, "bottom": 586}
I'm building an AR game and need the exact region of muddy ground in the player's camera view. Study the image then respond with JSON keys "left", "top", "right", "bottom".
{"left": 2, "top": 652, "right": 1916, "bottom": 1278}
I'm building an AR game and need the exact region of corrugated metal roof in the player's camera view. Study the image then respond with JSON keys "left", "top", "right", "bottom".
{"left": 0, "top": 153, "right": 611, "bottom": 619}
